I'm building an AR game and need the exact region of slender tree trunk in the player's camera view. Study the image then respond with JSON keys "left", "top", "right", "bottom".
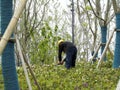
{"left": 71, "top": 0, "right": 75, "bottom": 43}
{"left": 101, "top": 26, "right": 107, "bottom": 61}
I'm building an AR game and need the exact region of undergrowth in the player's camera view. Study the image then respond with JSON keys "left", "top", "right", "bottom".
{"left": 0, "top": 60, "right": 120, "bottom": 90}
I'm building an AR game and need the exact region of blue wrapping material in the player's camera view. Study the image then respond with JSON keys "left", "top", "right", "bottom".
{"left": 101, "top": 26, "right": 107, "bottom": 61}
{"left": 113, "top": 13, "right": 120, "bottom": 68}
{"left": 1, "top": 0, "right": 19, "bottom": 89}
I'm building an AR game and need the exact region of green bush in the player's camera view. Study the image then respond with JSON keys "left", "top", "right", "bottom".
{"left": 0, "top": 61, "right": 120, "bottom": 90}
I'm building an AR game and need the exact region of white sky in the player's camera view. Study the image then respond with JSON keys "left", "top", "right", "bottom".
{"left": 58, "top": 0, "right": 69, "bottom": 7}
{"left": 58, "top": 0, "right": 71, "bottom": 10}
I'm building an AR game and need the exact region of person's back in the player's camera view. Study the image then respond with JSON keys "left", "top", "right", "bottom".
{"left": 58, "top": 40, "right": 77, "bottom": 69}
{"left": 59, "top": 41, "right": 75, "bottom": 52}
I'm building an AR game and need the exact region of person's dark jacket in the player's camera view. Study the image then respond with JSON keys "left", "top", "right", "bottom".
{"left": 58, "top": 41, "right": 76, "bottom": 62}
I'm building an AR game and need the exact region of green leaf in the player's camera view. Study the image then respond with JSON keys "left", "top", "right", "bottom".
{"left": 85, "top": 5, "right": 91, "bottom": 11}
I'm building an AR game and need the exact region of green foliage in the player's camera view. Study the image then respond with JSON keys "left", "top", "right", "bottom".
{"left": 30, "top": 22, "right": 60, "bottom": 64}
{"left": 20, "top": 61, "right": 120, "bottom": 90}
{"left": 0, "top": 61, "right": 119, "bottom": 90}
{"left": 0, "top": 68, "right": 4, "bottom": 89}
{"left": 85, "top": 5, "right": 92, "bottom": 11}
{"left": 82, "top": 22, "right": 88, "bottom": 27}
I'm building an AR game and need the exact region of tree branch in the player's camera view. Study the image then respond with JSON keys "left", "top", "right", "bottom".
{"left": 104, "top": 0, "right": 111, "bottom": 22}
{"left": 112, "top": 0, "right": 117, "bottom": 13}
{"left": 88, "top": 0, "right": 105, "bottom": 22}
{"left": 107, "top": 13, "right": 115, "bottom": 25}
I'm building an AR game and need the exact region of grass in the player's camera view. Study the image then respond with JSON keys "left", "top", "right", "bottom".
{"left": 0, "top": 60, "right": 120, "bottom": 90}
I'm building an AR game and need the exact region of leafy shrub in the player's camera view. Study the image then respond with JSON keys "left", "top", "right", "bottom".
{"left": 20, "top": 61, "right": 120, "bottom": 90}
{"left": 0, "top": 61, "right": 120, "bottom": 90}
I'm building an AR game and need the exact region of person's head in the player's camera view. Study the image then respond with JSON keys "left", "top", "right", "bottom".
{"left": 58, "top": 40, "right": 64, "bottom": 45}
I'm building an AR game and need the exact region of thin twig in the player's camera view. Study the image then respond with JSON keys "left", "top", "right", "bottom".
{"left": 88, "top": 0, "right": 105, "bottom": 22}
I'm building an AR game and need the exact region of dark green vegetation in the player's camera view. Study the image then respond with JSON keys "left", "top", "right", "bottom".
{"left": 0, "top": 60, "right": 120, "bottom": 90}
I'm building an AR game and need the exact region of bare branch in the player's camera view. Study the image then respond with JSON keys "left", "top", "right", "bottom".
{"left": 112, "top": 0, "right": 117, "bottom": 13}
{"left": 80, "top": 5, "right": 94, "bottom": 35}
{"left": 107, "top": 13, "right": 115, "bottom": 25}
{"left": 35, "top": 0, "right": 51, "bottom": 29}
{"left": 104, "top": 0, "right": 111, "bottom": 22}
{"left": 88, "top": 0, "right": 105, "bottom": 22}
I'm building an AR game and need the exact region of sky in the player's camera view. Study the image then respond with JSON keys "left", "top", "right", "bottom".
{"left": 58, "top": 0, "right": 69, "bottom": 8}
{"left": 58, "top": 0, "right": 71, "bottom": 11}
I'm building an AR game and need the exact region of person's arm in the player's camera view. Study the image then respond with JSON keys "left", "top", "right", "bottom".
{"left": 58, "top": 45, "right": 62, "bottom": 62}
{"left": 60, "top": 57, "right": 66, "bottom": 64}
{"left": 63, "top": 58, "right": 66, "bottom": 61}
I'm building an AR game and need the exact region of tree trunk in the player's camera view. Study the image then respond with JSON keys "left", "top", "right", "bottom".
{"left": 112, "top": 0, "right": 120, "bottom": 68}
{"left": 1, "top": 0, "right": 19, "bottom": 89}
{"left": 71, "top": 0, "right": 75, "bottom": 43}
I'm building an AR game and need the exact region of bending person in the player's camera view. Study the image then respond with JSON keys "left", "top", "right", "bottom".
{"left": 58, "top": 40, "right": 77, "bottom": 69}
